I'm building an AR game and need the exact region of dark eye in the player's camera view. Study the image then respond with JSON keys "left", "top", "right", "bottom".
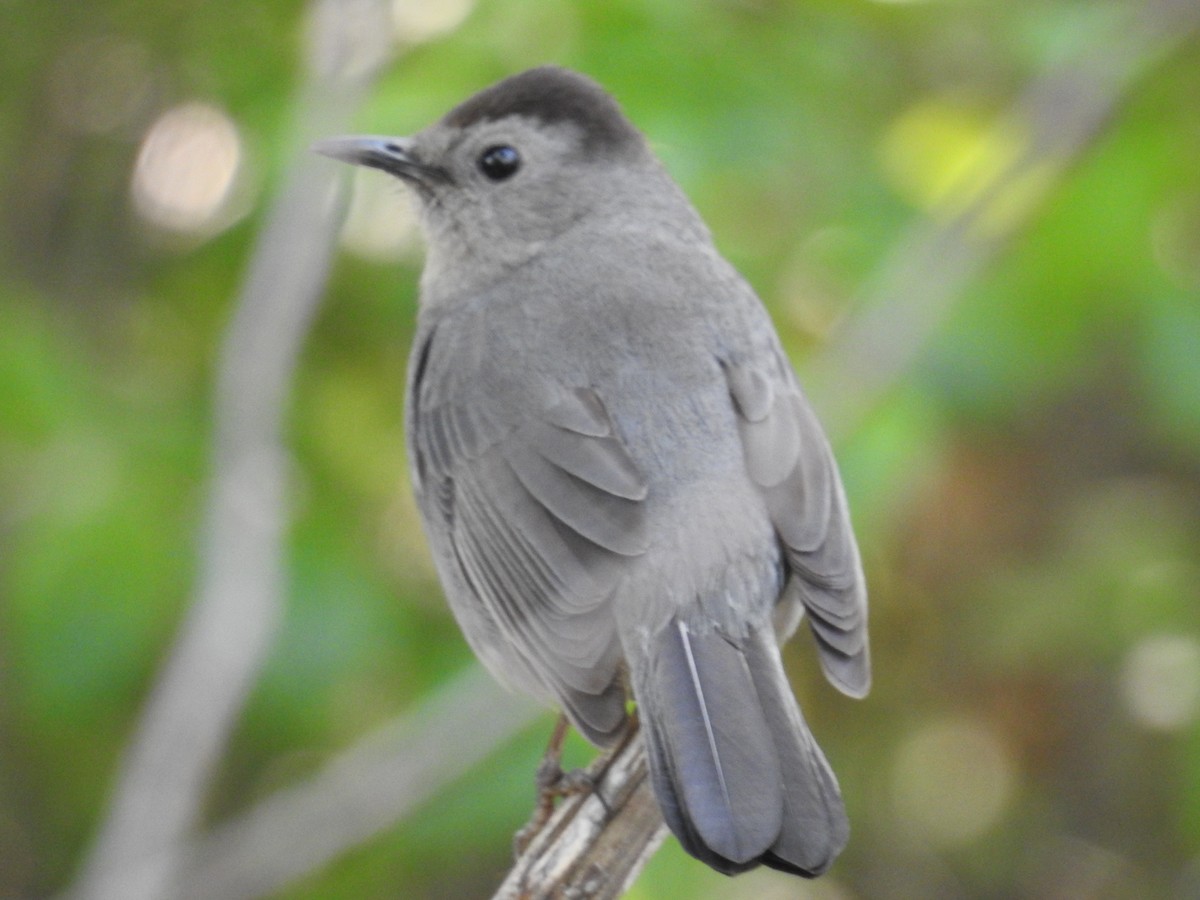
{"left": 478, "top": 145, "right": 521, "bottom": 181}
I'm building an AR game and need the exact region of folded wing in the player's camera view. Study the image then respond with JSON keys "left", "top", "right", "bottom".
{"left": 725, "top": 356, "right": 870, "bottom": 698}
{"left": 411, "top": 326, "right": 647, "bottom": 743}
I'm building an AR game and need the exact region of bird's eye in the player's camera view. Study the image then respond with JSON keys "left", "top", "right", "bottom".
{"left": 478, "top": 145, "right": 521, "bottom": 181}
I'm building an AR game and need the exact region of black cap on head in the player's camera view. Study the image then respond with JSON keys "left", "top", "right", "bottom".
{"left": 442, "top": 66, "right": 643, "bottom": 157}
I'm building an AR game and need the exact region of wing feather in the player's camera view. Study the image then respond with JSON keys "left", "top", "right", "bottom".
{"left": 505, "top": 443, "right": 648, "bottom": 556}
{"left": 725, "top": 359, "right": 870, "bottom": 698}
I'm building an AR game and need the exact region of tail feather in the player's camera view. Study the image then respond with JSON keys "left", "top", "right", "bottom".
{"left": 744, "top": 626, "right": 849, "bottom": 876}
{"left": 635, "top": 617, "right": 848, "bottom": 876}
{"left": 645, "top": 620, "right": 782, "bottom": 867}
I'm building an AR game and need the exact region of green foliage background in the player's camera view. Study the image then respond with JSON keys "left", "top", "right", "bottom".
{"left": 2, "top": 0, "right": 1199, "bottom": 897}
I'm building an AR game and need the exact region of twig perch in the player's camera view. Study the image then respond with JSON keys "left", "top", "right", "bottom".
{"left": 493, "top": 724, "right": 668, "bottom": 900}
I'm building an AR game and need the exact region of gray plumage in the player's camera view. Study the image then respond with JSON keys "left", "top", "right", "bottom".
{"left": 315, "top": 66, "right": 869, "bottom": 877}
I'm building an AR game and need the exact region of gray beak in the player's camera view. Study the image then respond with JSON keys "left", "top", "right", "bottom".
{"left": 311, "top": 135, "right": 448, "bottom": 185}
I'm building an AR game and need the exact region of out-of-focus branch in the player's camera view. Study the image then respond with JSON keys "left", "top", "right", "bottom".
{"left": 66, "top": 3, "right": 396, "bottom": 899}
{"left": 69, "top": 667, "right": 541, "bottom": 900}
{"left": 807, "top": 0, "right": 1200, "bottom": 442}
{"left": 493, "top": 727, "right": 668, "bottom": 900}
{"left": 171, "top": 668, "right": 542, "bottom": 900}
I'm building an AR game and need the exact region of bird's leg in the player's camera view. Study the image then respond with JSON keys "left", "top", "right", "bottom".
{"left": 514, "top": 714, "right": 574, "bottom": 855}
{"left": 513, "top": 714, "right": 618, "bottom": 856}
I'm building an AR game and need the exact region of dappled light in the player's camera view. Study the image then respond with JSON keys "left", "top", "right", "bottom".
{"left": 878, "top": 98, "right": 1049, "bottom": 235}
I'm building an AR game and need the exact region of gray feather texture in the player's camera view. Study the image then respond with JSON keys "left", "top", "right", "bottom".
{"left": 317, "top": 65, "right": 870, "bottom": 877}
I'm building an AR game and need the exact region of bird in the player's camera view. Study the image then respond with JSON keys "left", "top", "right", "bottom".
{"left": 315, "top": 65, "right": 869, "bottom": 878}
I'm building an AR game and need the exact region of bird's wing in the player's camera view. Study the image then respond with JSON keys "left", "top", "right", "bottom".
{"left": 407, "top": 320, "right": 647, "bottom": 744}
{"left": 723, "top": 351, "right": 870, "bottom": 698}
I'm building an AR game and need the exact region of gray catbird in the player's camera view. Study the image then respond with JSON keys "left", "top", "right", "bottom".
{"left": 315, "top": 66, "right": 869, "bottom": 878}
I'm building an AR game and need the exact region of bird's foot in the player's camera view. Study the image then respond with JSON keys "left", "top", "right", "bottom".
{"left": 513, "top": 715, "right": 607, "bottom": 856}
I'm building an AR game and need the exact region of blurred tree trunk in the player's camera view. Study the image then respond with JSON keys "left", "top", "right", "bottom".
{"left": 66, "top": 2, "right": 396, "bottom": 898}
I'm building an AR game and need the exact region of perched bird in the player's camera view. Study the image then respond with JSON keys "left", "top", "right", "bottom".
{"left": 315, "top": 66, "right": 869, "bottom": 878}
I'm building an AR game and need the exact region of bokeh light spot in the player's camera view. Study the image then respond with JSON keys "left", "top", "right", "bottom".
{"left": 891, "top": 716, "right": 1017, "bottom": 848}
{"left": 392, "top": 0, "right": 475, "bottom": 46}
{"left": 1120, "top": 633, "right": 1200, "bottom": 731}
{"left": 131, "top": 102, "right": 244, "bottom": 237}
{"left": 879, "top": 98, "right": 1048, "bottom": 237}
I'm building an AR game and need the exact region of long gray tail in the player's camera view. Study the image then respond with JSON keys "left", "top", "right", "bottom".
{"left": 634, "top": 617, "right": 848, "bottom": 876}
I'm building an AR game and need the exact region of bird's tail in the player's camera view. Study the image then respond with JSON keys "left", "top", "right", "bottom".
{"left": 633, "top": 617, "right": 848, "bottom": 876}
